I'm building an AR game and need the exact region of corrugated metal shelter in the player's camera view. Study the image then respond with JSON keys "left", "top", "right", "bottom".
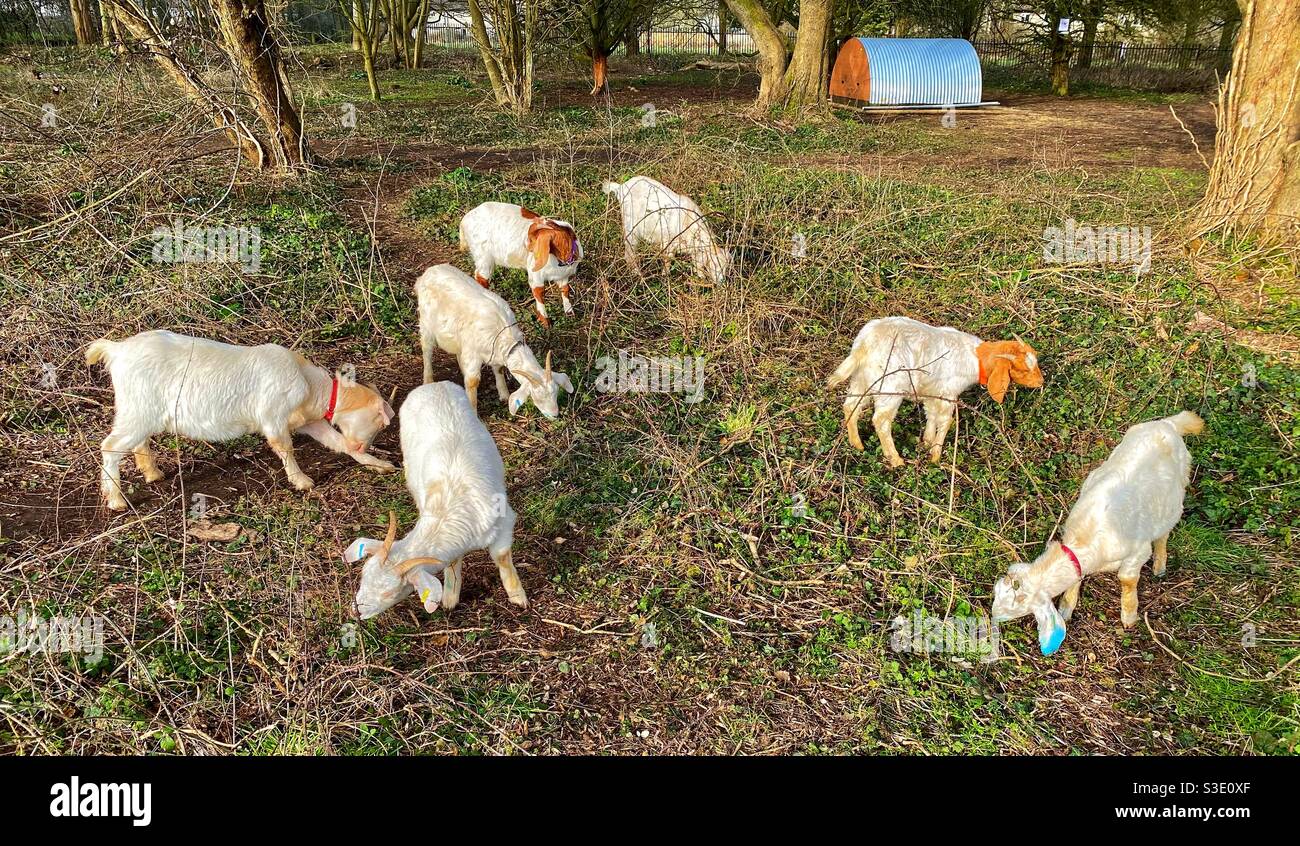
{"left": 830, "top": 38, "right": 983, "bottom": 106}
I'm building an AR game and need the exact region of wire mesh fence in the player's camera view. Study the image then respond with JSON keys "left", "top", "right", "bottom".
{"left": 973, "top": 40, "right": 1230, "bottom": 72}
{"left": 420, "top": 25, "right": 756, "bottom": 56}
{"left": 421, "top": 27, "right": 1225, "bottom": 80}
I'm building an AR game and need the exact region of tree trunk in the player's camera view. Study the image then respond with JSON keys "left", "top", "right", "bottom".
{"left": 724, "top": 0, "right": 788, "bottom": 109}
{"left": 70, "top": 0, "right": 100, "bottom": 44}
{"left": 412, "top": 0, "right": 428, "bottom": 68}
{"left": 782, "top": 0, "right": 833, "bottom": 112}
{"left": 1217, "top": 9, "right": 1241, "bottom": 75}
{"left": 1195, "top": 0, "right": 1300, "bottom": 244}
{"left": 101, "top": 0, "right": 119, "bottom": 46}
{"left": 467, "top": 0, "right": 511, "bottom": 106}
{"left": 1178, "top": 12, "right": 1202, "bottom": 71}
{"left": 1050, "top": 15, "right": 1071, "bottom": 95}
{"left": 590, "top": 51, "right": 609, "bottom": 95}
{"left": 361, "top": 40, "right": 381, "bottom": 100}
{"left": 625, "top": 27, "right": 640, "bottom": 56}
{"left": 718, "top": 1, "right": 727, "bottom": 55}
{"left": 341, "top": 0, "right": 382, "bottom": 99}
{"left": 210, "top": 0, "right": 310, "bottom": 169}
{"left": 467, "top": 0, "right": 535, "bottom": 113}
{"left": 1078, "top": 3, "right": 1101, "bottom": 69}
{"left": 108, "top": 1, "right": 267, "bottom": 167}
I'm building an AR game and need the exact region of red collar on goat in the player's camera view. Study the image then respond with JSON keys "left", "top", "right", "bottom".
{"left": 1060, "top": 543, "right": 1083, "bottom": 579}
{"left": 324, "top": 378, "right": 340, "bottom": 422}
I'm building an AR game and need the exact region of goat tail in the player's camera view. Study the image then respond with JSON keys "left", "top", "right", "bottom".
{"left": 85, "top": 338, "right": 114, "bottom": 367}
{"left": 1165, "top": 410, "right": 1205, "bottom": 437}
{"left": 600, "top": 180, "right": 622, "bottom": 197}
{"left": 827, "top": 345, "right": 866, "bottom": 389}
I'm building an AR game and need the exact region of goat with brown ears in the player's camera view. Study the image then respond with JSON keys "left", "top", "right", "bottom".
{"left": 459, "top": 201, "right": 583, "bottom": 327}
{"left": 827, "top": 317, "right": 1044, "bottom": 467}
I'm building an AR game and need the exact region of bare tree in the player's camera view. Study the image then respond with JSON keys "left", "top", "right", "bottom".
{"left": 722, "top": 0, "right": 792, "bottom": 108}
{"left": 70, "top": 0, "right": 101, "bottom": 43}
{"left": 1195, "top": 0, "right": 1299, "bottom": 243}
{"left": 107, "top": 0, "right": 267, "bottom": 166}
{"left": 210, "top": 0, "right": 310, "bottom": 168}
{"left": 467, "top": 0, "right": 538, "bottom": 113}
{"left": 724, "top": 0, "right": 841, "bottom": 112}
{"left": 336, "top": 0, "right": 383, "bottom": 100}
{"left": 573, "top": 0, "right": 659, "bottom": 95}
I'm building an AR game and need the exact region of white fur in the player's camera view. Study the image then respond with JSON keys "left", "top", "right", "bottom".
{"left": 992, "top": 411, "right": 1204, "bottom": 631}
{"left": 416, "top": 264, "right": 574, "bottom": 418}
{"left": 86, "top": 330, "right": 394, "bottom": 511}
{"left": 601, "top": 176, "right": 731, "bottom": 283}
{"left": 459, "top": 201, "right": 583, "bottom": 323}
{"left": 352, "top": 381, "right": 527, "bottom": 619}
{"left": 827, "top": 317, "right": 983, "bottom": 467}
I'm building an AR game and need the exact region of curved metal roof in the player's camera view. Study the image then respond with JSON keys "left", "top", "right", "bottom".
{"left": 854, "top": 38, "right": 983, "bottom": 106}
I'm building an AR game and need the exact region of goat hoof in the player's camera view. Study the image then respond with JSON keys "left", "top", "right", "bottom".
{"left": 143, "top": 469, "right": 165, "bottom": 483}
{"left": 885, "top": 457, "right": 905, "bottom": 470}
{"left": 105, "top": 496, "right": 129, "bottom": 512}
{"left": 290, "top": 474, "right": 314, "bottom": 491}
{"left": 1121, "top": 613, "right": 1138, "bottom": 628}
{"left": 370, "top": 460, "right": 396, "bottom": 474}
{"left": 510, "top": 595, "right": 529, "bottom": 610}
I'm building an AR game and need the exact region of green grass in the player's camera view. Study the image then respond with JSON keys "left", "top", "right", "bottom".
{"left": 1, "top": 50, "right": 1295, "bottom": 756}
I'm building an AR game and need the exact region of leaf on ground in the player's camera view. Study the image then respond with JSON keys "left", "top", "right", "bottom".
{"left": 188, "top": 521, "right": 241, "bottom": 542}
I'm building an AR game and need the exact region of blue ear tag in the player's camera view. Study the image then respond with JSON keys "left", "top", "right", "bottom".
{"left": 513, "top": 398, "right": 523, "bottom": 410}
{"left": 1032, "top": 601, "right": 1067, "bottom": 656}
{"left": 1039, "top": 621, "right": 1066, "bottom": 655}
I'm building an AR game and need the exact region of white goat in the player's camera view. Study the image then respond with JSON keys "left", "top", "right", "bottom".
{"left": 459, "top": 201, "right": 583, "bottom": 327}
{"left": 86, "top": 331, "right": 395, "bottom": 511}
{"left": 992, "top": 411, "right": 1204, "bottom": 655}
{"left": 827, "top": 317, "right": 1044, "bottom": 468}
{"left": 601, "top": 175, "right": 731, "bottom": 283}
{"left": 415, "top": 263, "right": 574, "bottom": 418}
{"left": 352, "top": 381, "right": 527, "bottom": 619}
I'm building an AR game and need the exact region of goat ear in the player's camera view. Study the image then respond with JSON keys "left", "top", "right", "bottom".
{"left": 528, "top": 227, "right": 551, "bottom": 272}
{"left": 508, "top": 384, "right": 530, "bottom": 415}
{"left": 343, "top": 537, "right": 382, "bottom": 564}
{"left": 380, "top": 399, "right": 395, "bottom": 425}
{"left": 985, "top": 359, "right": 1011, "bottom": 403}
{"left": 554, "top": 372, "right": 575, "bottom": 394}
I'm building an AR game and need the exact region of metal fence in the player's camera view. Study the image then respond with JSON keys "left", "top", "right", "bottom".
{"left": 419, "top": 27, "right": 1227, "bottom": 87}
{"left": 425, "top": 26, "right": 478, "bottom": 51}
{"left": 972, "top": 40, "right": 1230, "bottom": 72}
{"left": 618, "top": 26, "right": 757, "bottom": 55}
{"left": 422, "top": 25, "right": 756, "bottom": 56}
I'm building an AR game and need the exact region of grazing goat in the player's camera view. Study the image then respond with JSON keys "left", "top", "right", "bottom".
{"left": 86, "top": 331, "right": 394, "bottom": 511}
{"left": 459, "top": 201, "right": 583, "bottom": 327}
{"left": 601, "top": 176, "right": 731, "bottom": 283}
{"left": 992, "top": 411, "right": 1204, "bottom": 655}
{"left": 415, "top": 263, "right": 574, "bottom": 417}
{"left": 352, "top": 381, "right": 527, "bottom": 619}
{"left": 827, "top": 317, "right": 1044, "bottom": 468}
